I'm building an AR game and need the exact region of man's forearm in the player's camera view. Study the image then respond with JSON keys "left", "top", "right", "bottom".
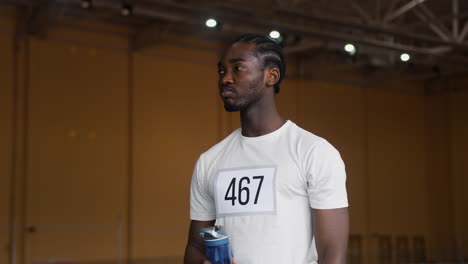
{"left": 184, "top": 239, "right": 206, "bottom": 264}
{"left": 185, "top": 220, "right": 215, "bottom": 264}
{"left": 313, "top": 208, "right": 349, "bottom": 264}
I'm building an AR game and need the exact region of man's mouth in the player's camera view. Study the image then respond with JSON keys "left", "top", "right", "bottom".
{"left": 220, "top": 90, "right": 234, "bottom": 98}
{"left": 220, "top": 86, "right": 235, "bottom": 98}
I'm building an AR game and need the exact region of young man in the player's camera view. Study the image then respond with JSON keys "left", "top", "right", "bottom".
{"left": 184, "top": 34, "right": 349, "bottom": 264}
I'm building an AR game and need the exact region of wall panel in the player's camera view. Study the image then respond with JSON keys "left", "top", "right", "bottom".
{"left": 367, "top": 87, "right": 428, "bottom": 238}
{"left": 0, "top": 29, "right": 14, "bottom": 264}
{"left": 131, "top": 48, "right": 219, "bottom": 259}
{"left": 24, "top": 38, "right": 128, "bottom": 263}
{"left": 450, "top": 89, "right": 468, "bottom": 260}
{"left": 425, "top": 93, "right": 454, "bottom": 261}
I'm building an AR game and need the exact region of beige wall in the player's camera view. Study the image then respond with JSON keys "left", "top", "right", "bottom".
{"left": 131, "top": 45, "right": 220, "bottom": 258}
{"left": 367, "top": 82, "right": 427, "bottom": 234}
{"left": 25, "top": 38, "right": 128, "bottom": 262}
{"left": 424, "top": 78, "right": 468, "bottom": 262}
{"left": 425, "top": 92, "right": 455, "bottom": 260}
{"left": 0, "top": 22, "right": 14, "bottom": 264}
{"left": 450, "top": 84, "right": 468, "bottom": 261}
{"left": 367, "top": 84, "right": 428, "bottom": 262}
{"left": 1, "top": 13, "right": 467, "bottom": 264}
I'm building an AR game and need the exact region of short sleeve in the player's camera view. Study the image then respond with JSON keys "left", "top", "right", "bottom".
{"left": 306, "top": 140, "right": 348, "bottom": 209}
{"left": 190, "top": 156, "right": 216, "bottom": 221}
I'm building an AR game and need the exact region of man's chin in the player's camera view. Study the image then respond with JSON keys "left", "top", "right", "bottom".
{"left": 224, "top": 103, "right": 240, "bottom": 112}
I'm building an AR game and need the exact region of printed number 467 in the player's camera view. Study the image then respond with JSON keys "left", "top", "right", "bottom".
{"left": 224, "top": 176, "right": 264, "bottom": 206}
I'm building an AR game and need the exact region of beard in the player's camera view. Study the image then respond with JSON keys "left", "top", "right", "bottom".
{"left": 224, "top": 102, "right": 242, "bottom": 112}
{"left": 223, "top": 93, "right": 261, "bottom": 112}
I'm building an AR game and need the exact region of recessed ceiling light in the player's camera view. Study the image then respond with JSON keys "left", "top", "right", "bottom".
{"left": 205, "top": 18, "right": 217, "bottom": 28}
{"left": 400, "top": 53, "right": 410, "bottom": 62}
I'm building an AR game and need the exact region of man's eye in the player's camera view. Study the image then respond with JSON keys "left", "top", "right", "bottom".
{"left": 218, "top": 69, "right": 225, "bottom": 75}
{"left": 234, "top": 66, "right": 244, "bottom": 71}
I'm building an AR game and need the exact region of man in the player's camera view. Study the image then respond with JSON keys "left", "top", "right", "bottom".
{"left": 184, "top": 34, "right": 349, "bottom": 264}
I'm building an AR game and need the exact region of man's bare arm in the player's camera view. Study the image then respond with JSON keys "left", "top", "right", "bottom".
{"left": 184, "top": 220, "right": 216, "bottom": 264}
{"left": 313, "top": 207, "right": 349, "bottom": 264}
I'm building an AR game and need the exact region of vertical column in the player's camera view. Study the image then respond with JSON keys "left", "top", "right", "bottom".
{"left": 126, "top": 42, "right": 134, "bottom": 264}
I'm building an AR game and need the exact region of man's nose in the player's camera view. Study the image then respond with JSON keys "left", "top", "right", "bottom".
{"left": 221, "top": 71, "right": 233, "bottom": 85}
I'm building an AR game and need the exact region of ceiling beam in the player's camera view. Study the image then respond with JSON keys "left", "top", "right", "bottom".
{"left": 418, "top": 4, "right": 452, "bottom": 38}
{"left": 82, "top": 0, "right": 468, "bottom": 57}
{"left": 283, "top": 39, "right": 326, "bottom": 54}
{"left": 405, "top": 10, "right": 468, "bottom": 30}
{"left": 453, "top": 0, "right": 459, "bottom": 39}
{"left": 100, "top": 0, "right": 468, "bottom": 65}
{"left": 269, "top": 19, "right": 468, "bottom": 65}
{"left": 278, "top": 8, "right": 468, "bottom": 51}
{"left": 384, "top": 0, "right": 427, "bottom": 23}
{"left": 412, "top": 8, "right": 451, "bottom": 42}
{"left": 72, "top": 0, "right": 190, "bottom": 23}
{"left": 348, "top": 0, "right": 373, "bottom": 24}
{"left": 426, "top": 46, "right": 452, "bottom": 54}
{"left": 13, "top": 0, "right": 468, "bottom": 52}
{"left": 458, "top": 21, "right": 468, "bottom": 42}
{"left": 290, "top": 0, "right": 303, "bottom": 8}
{"left": 5, "top": 0, "right": 468, "bottom": 66}
{"left": 375, "top": 0, "right": 381, "bottom": 22}
{"left": 384, "top": 0, "right": 401, "bottom": 22}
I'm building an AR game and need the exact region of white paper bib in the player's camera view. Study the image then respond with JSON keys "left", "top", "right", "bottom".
{"left": 214, "top": 166, "right": 277, "bottom": 217}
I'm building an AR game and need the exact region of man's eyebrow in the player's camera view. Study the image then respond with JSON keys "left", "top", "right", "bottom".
{"left": 217, "top": 58, "right": 246, "bottom": 66}
{"left": 228, "top": 58, "right": 245, "bottom": 63}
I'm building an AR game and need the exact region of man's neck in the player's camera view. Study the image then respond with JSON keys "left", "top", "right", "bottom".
{"left": 239, "top": 100, "right": 285, "bottom": 137}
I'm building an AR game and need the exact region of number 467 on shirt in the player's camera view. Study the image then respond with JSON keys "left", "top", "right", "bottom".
{"left": 215, "top": 166, "right": 277, "bottom": 217}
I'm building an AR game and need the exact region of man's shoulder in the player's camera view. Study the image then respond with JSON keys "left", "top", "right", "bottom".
{"left": 287, "top": 121, "right": 341, "bottom": 156}
{"left": 287, "top": 121, "right": 325, "bottom": 145}
{"left": 200, "top": 128, "right": 240, "bottom": 160}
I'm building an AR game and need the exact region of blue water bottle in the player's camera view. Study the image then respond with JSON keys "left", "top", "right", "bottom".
{"left": 199, "top": 226, "right": 232, "bottom": 264}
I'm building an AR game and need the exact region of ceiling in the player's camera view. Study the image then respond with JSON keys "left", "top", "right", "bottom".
{"left": 2, "top": 0, "right": 468, "bottom": 76}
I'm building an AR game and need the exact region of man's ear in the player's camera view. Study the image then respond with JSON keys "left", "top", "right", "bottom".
{"left": 265, "top": 67, "right": 280, "bottom": 87}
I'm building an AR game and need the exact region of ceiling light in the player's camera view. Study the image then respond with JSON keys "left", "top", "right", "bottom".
{"left": 121, "top": 3, "right": 132, "bottom": 16}
{"left": 269, "top": 30, "right": 281, "bottom": 39}
{"left": 400, "top": 53, "right": 410, "bottom": 62}
{"left": 344, "top": 43, "right": 356, "bottom": 56}
{"left": 81, "top": 0, "right": 92, "bottom": 9}
{"left": 205, "top": 18, "right": 217, "bottom": 28}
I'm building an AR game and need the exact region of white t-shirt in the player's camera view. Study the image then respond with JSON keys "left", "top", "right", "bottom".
{"left": 190, "top": 120, "right": 348, "bottom": 264}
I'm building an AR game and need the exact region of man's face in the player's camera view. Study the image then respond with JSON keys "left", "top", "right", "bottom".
{"left": 217, "top": 42, "right": 266, "bottom": 112}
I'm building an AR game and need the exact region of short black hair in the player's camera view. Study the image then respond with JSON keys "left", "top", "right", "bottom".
{"left": 231, "top": 33, "right": 286, "bottom": 94}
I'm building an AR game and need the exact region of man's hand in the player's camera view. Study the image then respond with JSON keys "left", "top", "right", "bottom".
{"left": 313, "top": 207, "right": 349, "bottom": 264}
{"left": 184, "top": 220, "right": 215, "bottom": 264}
{"left": 184, "top": 220, "right": 237, "bottom": 264}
